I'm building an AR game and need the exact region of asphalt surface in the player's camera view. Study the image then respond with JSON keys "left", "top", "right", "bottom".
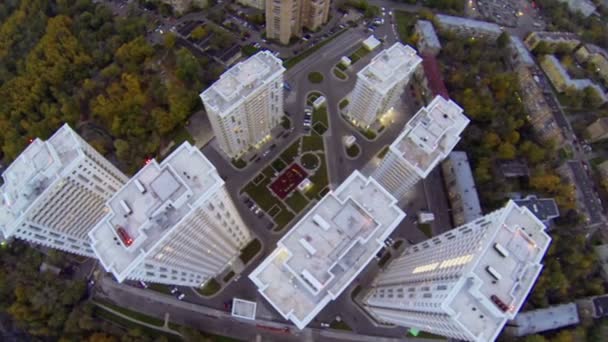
{"left": 567, "top": 161, "right": 605, "bottom": 226}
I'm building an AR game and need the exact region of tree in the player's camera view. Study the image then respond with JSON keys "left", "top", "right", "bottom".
{"left": 497, "top": 31, "right": 510, "bottom": 49}
{"left": 190, "top": 26, "right": 207, "bottom": 40}
{"left": 497, "top": 142, "right": 516, "bottom": 160}
{"left": 175, "top": 48, "right": 200, "bottom": 85}
{"left": 519, "top": 140, "right": 546, "bottom": 164}
{"left": 163, "top": 32, "right": 176, "bottom": 49}
{"left": 529, "top": 173, "right": 561, "bottom": 193}
{"left": 482, "top": 132, "right": 501, "bottom": 149}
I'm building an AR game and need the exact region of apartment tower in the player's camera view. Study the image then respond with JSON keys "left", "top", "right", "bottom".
{"left": 250, "top": 171, "right": 405, "bottom": 329}
{"left": 348, "top": 43, "right": 422, "bottom": 128}
{"left": 201, "top": 51, "right": 285, "bottom": 159}
{"left": 89, "top": 142, "right": 252, "bottom": 286}
{"left": 266, "top": 0, "right": 331, "bottom": 45}
{"left": 0, "top": 124, "right": 128, "bottom": 257}
{"left": 362, "top": 200, "right": 551, "bottom": 342}
{"left": 371, "top": 96, "right": 469, "bottom": 200}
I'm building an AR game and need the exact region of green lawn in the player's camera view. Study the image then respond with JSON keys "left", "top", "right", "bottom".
{"left": 307, "top": 92, "right": 321, "bottom": 106}
{"left": 378, "top": 252, "right": 392, "bottom": 267}
{"left": 302, "top": 134, "right": 324, "bottom": 152}
{"left": 283, "top": 29, "right": 347, "bottom": 69}
{"left": 281, "top": 116, "right": 291, "bottom": 129}
{"left": 223, "top": 271, "right": 235, "bottom": 282}
{"left": 359, "top": 128, "right": 377, "bottom": 140}
{"left": 307, "top": 153, "right": 329, "bottom": 200}
{"left": 274, "top": 209, "right": 295, "bottom": 232}
{"left": 346, "top": 144, "right": 360, "bottom": 158}
{"left": 339, "top": 99, "right": 349, "bottom": 110}
{"left": 308, "top": 71, "right": 324, "bottom": 83}
{"left": 272, "top": 158, "right": 287, "bottom": 172}
{"left": 337, "top": 62, "right": 347, "bottom": 71}
{"left": 312, "top": 106, "right": 328, "bottom": 127}
{"left": 95, "top": 299, "right": 164, "bottom": 327}
{"left": 240, "top": 239, "right": 262, "bottom": 264}
{"left": 285, "top": 191, "right": 310, "bottom": 213}
{"left": 241, "top": 44, "right": 260, "bottom": 56}
{"left": 313, "top": 122, "right": 327, "bottom": 135}
{"left": 410, "top": 331, "right": 445, "bottom": 339}
{"left": 301, "top": 153, "right": 320, "bottom": 169}
{"left": 333, "top": 68, "right": 347, "bottom": 80}
{"left": 281, "top": 139, "right": 301, "bottom": 164}
{"left": 419, "top": 223, "right": 432, "bottom": 238}
{"left": 377, "top": 145, "right": 390, "bottom": 159}
{"left": 349, "top": 45, "right": 371, "bottom": 64}
{"left": 231, "top": 158, "right": 246, "bottom": 169}
{"left": 197, "top": 278, "right": 221, "bottom": 296}
{"left": 268, "top": 205, "right": 281, "bottom": 217}
{"left": 330, "top": 319, "right": 352, "bottom": 331}
{"left": 394, "top": 11, "right": 418, "bottom": 45}
{"left": 94, "top": 306, "right": 181, "bottom": 342}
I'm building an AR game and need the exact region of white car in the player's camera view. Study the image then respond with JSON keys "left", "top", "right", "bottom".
{"left": 320, "top": 323, "right": 330, "bottom": 328}
{"left": 170, "top": 287, "right": 178, "bottom": 294}
{"left": 177, "top": 293, "right": 185, "bottom": 300}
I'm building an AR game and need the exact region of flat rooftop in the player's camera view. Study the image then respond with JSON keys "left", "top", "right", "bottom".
{"left": 447, "top": 200, "right": 551, "bottom": 341}
{"left": 89, "top": 142, "right": 222, "bottom": 281}
{"left": 446, "top": 151, "right": 482, "bottom": 223}
{"left": 249, "top": 171, "right": 405, "bottom": 329}
{"left": 391, "top": 96, "right": 469, "bottom": 177}
{"left": 200, "top": 50, "right": 284, "bottom": 116}
{"left": 436, "top": 14, "right": 502, "bottom": 35}
{"left": 531, "top": 31, "right": 580, "bottom": 42}
{"left": 231, "top": 298, "right": 257, "bottom": 320}
{"left": 508, "top": 303, "right": 579, "bottom": 336}
{"left": 0, "top": 124, "right": 82, "bottom": 236}
{"left": 357, "top": 42, "right": 422, "bottom": 94}
{"left": 416, "top": 20, "right": 440, "bottom": 49}
{"left": 514, "top": 195, "right": 559, "bottom": 222}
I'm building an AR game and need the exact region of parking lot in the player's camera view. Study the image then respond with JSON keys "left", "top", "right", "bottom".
{"left": 473, "top": 0, "right": 544, "bottom": 28}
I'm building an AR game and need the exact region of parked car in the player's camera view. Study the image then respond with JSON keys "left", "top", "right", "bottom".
{"left": 170, "top": 287, "right": 179, "bottom": 294}
{"left": 177, "top": 293, "right": 185, "bottom": 300}
{"left": 320, "top": 322, "right": 330, "bottom": 328}
{"left": 139, "top": 281, "right": 149, "bottom": 289}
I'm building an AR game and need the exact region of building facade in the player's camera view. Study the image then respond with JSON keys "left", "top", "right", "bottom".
{"left": 435, "top": 14, "right": 502, "bottom": 39}
{"left": 362, "top": 200, "right": 552, "bottom": 342}
{"left": 524, "top": 31, "right": 581, "bottom": 53}
{"left": 89, "top": 142, "right": 251, "bottom": 286}
{"left": 0, "top": 124, "right": 128, "bottom": 257}
{"left": 266, "top": 0, "right": 330, "bottom": 45}
{"left": 371, "top": 96, "right": 469, "bottom": 200}
{"left": 441, "top": 151, "right": 482, "bottom": 227}
{"left": 249, "top": 171, "right": 405, "bottom": 329}
{"left": 348, "top": 43, "right": 422, "bottom": 128}
{"left": 201, "top": 51, "right": 285, "bottom": 158}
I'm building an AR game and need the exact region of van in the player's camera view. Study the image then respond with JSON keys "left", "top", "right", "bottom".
{"left": 486, "top": 266, "right": 502, "bottom": 281}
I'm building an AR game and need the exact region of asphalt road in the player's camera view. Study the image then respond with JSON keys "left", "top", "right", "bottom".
{"left": 567, "top": 161, "right": 605, "bottom": 226}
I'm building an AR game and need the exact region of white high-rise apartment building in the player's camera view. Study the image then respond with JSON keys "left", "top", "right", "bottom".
{"left": 0, "top": 124, "right": 128, "bottom": 257}
{"left": 371, "top": 96, "right": 469, "bottom": 200}
{"left": 89, "top": 142, "right": 252, "bottom": 286}
{"left": 201, "top": 51, "right": 284, "bottom": 159}
{"left": 348, "top": 43, "right": 422, "bottom": 128}
{"left": 362, "top": 200, "right": 551, "bottom": 342}
{"left": 250, "top": 171, "right": 405, "bottom": 329}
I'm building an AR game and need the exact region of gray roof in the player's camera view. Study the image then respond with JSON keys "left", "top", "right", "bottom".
{"left": 416, "top": 20, "right": 441, "bottom": 49}
{"left": 513, "top": 195, "right": 560, "bottom": 222}
{"left": 499, "top": 159, "right": 530, "bottom": 178}
{"left": 508, "top": 303, "right": 579, "bottom": 336}
{"left": 446, "top": 151, "right": 482, "bottom": 223}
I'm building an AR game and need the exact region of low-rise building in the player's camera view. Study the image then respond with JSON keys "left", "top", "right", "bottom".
{"left": 594, "top": 244, "right": 608, "bottom": 281}
{"left": 362, "top": 35, "right": 381, "bottom": 51}
{"left": 505, "top": 303, "right": 580, "bottom": 336}
{"left": 513, "top": 195, "right": 560, "bottom": 225}
{"left": 249, "top": 171, "right": 405, "bottom": 329}
{"left": 515, "top": 66, "right": 566, "bottom": 145}
{"left": 414, "top": 20, "right": 441, "bottom": 56}
{"left": 435, "top": 14, "right": 502, "bottom": 39}
{"left": 509, "top": 36, "right": 535, "bottom": 67}
{"left": 524, "top": 31, "right": 581, "bottom": 52}
{"left": 585, "top": 118, "right": 608, "bottom": 142}
{"left": 557, "top": 0, "right": 596, "bottom": 17}
{"left": 498, "top": 159, "right": 530, "bottom": 178}
{"left": 539, "top": 54, "right": 607, "bottom": 104}
{"left": 575, "top": 44, "right": 608, "bottom": 86}
{"left": 441, "top": 151, "right": 482, "bottom": 226}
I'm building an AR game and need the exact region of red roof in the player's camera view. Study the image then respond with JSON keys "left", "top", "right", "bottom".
{"left": 422, "top": 54, "right": 449, "bottom": 100}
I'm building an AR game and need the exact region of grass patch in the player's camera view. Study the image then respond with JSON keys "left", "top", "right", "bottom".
{"left": 262, "top": 166, "right": 275, "bottom": 179}
{"left": 330, "top": 319, "right": 352, "bottom": 331}
{"left": 411, "top": 331, "right": 445, "bottom": 339}
{"left": 283, "top": 29, "right": 347, "bottom": 69}
{"left": 359, "top": 128, "right": 377, "bottom": 140}
{"left": 307, "top": 92, "right": 321, "bottom": 106}
{"left": 253, "top": 174, "right": 265, "bottom": 184}
{"left": 307, "top": 153, "right": 329, "bottom": 200}
{"left": 231, "top": 158, "right": 246, "bottom": 169}
{"left": 267, "top": 204, "right": 281, "bottom": 217}
{"left": 346, "top": 144, "right": 360, "bottom": 158}
{"left": 339, "top": 99, "right": 349, "bottom": 110}
{"left": 95, "top": 299, "right": 164, "bottom": 327}
{"left": 313, "top": 122, "right": 328, "bottom": 135}
{"left": 378, "top": 252, "right": 392, "bottom": 267}
{"left": 242, "top": 44, "right": 260, "bottom": 56}
{"left": 273, "top": 209, "right": 295, "bottom": 232}
{"left": 240, "top": 239, "right": 262, "bottom": 264}
{"left": 197, "top": 278, "right": 221, "bottom": 296}
{"left": 418, "top": 223, "right": 432, "bottom": 238}
{"left": 337, "top": 62, "right": 347, "bottom": 71}
{"left": 349, "top": 45, "right": 371, "bottom": 64}
{"left": 281, "top": 138, "right": 301, "bottom": 164}
{"left": 281, "top": 116, "right": 291, "bottom": 129}
{"left": 223, "top": 271, "right": 235, "bottom": 283}
{"left": 312, "top": 106, "right": 328, "bottom": 127}
{"left": 394, "top": 11, "right": 418, "bottom": 45}
{"left": 377, "top": 145, "right": 390, "bottom": 159}
{"left": 149, "top": 283, "right": 172, "bottom": 295}
{"left": 333, "top": 68, "right": 347, "bottom": 80}
{"left": 393, "top": 240, "right": 403, "bottom": 249}
{"left": 308, "top": 72, "right": 324, "bottom": 83}
{"left": 301, "top": 153, "right": 320, "bottom": 169}
{"left": 93, "top": 306, "right": 181, "bottom": 342}
{"left": 302, "top": 134, "right": 324, "bottom": 152}
{"left": 285, "top": 191, "right": 310, "bottom": 213}
{"left": 272, "top": 159, "right": 287, "bottom": 172}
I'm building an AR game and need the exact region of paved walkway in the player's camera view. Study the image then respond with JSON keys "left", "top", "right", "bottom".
{"left": 94, "top": 301, "right": 182, "bottom": 337}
